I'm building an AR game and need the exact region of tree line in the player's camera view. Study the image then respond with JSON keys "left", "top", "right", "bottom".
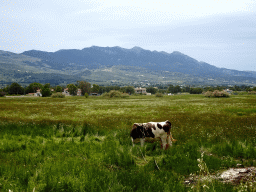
{"left": 0, "top": 81, "right": 136, "bottom": 97}
{"left": 1, "top": 82, "right": 256, "bottom": 97}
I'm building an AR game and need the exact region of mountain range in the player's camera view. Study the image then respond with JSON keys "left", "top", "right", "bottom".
{"left": 1, "top": 46, "right": 256, "bottom": 87}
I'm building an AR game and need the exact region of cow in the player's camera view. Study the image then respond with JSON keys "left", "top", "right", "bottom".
{"left": 130, "top": 120, "right": 174, "bottom": 149}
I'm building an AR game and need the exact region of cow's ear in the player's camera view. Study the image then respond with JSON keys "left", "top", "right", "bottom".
{"left": 165, "top": 120, "right": 171, "bottom": 126}
{"left": 157, "top": 123, "right": 162, "bottom": 129}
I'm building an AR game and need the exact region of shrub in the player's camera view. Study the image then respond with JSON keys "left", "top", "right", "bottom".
{"left": 248, "top": 91, "right": 256, "bottom": 95}
{"left": 84, "top": 93, "right": 89, "bottom": 98}
{"left": 101, "top": 90, "right": 129, "bottom": 98}
{"left": 155, "top": 93, "right": 163, "bottom": 97}
{"left": 51, "top": 92, "right": 65, "bottom": 98}
{"left": 204, "top": 90, "right": 229, "bottom": 98}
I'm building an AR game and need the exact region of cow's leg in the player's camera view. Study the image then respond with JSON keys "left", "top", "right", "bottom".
{"left": 131, "top": 138, "right": 135, "bottom": 147}
{"left": 167, "top": 134, "right": 172, "bottom": 147}
{"left": 160, "top": 135, "right": 167, "bottom": 149}
{"left": 140, "top": 138, "right": 145, "bottom": 147}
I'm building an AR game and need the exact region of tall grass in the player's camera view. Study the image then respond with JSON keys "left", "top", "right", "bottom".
{"left": 0, "top": 95, "right": 256, "bottom": 191}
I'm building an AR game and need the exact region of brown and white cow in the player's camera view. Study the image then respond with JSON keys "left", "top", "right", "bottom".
{"left": 130, "top": 120, "right": 174, "bottom": 149}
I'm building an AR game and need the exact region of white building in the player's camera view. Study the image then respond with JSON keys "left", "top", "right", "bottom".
{"left": 134, "top": 87, "right": 147, "bottom": 94}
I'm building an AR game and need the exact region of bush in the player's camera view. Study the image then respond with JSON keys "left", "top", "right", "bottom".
{"left": 101, "top": 90, "right": 129, "bottom": 98}
{"left": 155, "top": 93, "right": 163, "bottom": 97}
{"left": 84, "top": 93, "right": 89, "bottom": 98}
{"left": 248, "top": 91, "right": 256, "bottom": 95}
{"left": 51, "top": 92, "right": 65, "bottom": 98}
{"left": 204, "top": 90, "right": 230, "bottom": 98}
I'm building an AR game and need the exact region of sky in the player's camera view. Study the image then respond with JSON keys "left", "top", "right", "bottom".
{"left": 1, "top": 0, "right": 256, "bottom": 71}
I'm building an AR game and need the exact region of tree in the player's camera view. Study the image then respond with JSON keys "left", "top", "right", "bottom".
{"left": 158, "top": 89, "right": 166, "bottom": 94}
{"left": 182, "top": 86, "right": 191, "bottom": 93}
{"left": 231, "top": 85, "right": 241, "bottom": 91}
{"left": 146, "top": 87, "right": 157, "bottom": 94}
{"left": 9, "top": 82, "right": 24, "bottom": 95}
{"left": 167, "top": 84, "right": 174, "bottom": 93}
{"left": 67, "top": 84, "right": 77, "bottom": 95}
{"left": 77, "top": 81, "right": 91, "bottom": 95}
{"left": 204, "top": 87, "right": 214, "bottom": 92}
{"left": 3, "top": 85, "right": 10, "bottom": 94}
{"left": 44, "top": 83, "right": 50, "bottom": 89}
{"left": 173, "top": 85, "right": 181, "bottom": 93}
{"left": 190, "top": 87, "right": 203, "bottom": 94}
{"left": 99, "top": 86, "right": 106, "bottom": 94}
{"left": 91, "top": 84, "right": 100, "bottom": 93}
{"left": 55, "top": 85, "right": 62, "bottom": 92}
{"left": 102, "top": 86, "right": 119, "bottom": 93}
{"left": 120, "top": 86, "right": 135, "bottom": 94}
{"left": 41, "top": 83, "right": 52, "bottom": 97}
{"left": 125, "top": 86, "right": 135, "bottom": 95}
{"left": 26, "top": 82, "right": 43, "bottom": 94}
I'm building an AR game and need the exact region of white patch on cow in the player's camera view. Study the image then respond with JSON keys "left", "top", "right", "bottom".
{"left": 147, "top": 121, "right": 172, "bottom": 149}
{"left": 131, "top": 138, "right": 135, "bottom": 147}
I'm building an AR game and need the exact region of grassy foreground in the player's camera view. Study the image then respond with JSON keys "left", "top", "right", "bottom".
{"left": 0, "top": 94, "right": 256, "bottom": 191}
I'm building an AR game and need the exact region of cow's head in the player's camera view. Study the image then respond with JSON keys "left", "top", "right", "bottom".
{"left": 163, "top": 120, "right": 171, "bottom": 133}
{"left": 165, "top": 120, "right": 171, "bottom": 126}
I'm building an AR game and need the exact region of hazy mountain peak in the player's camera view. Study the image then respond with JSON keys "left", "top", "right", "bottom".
{"left": 172, "top": 51, "right": 184, "bottom": 55}
{"left": 1, "top": 45, "right": 254, "bottom": 86}
{"left": 131, "top": 46, "right": 144, "bottom": 53}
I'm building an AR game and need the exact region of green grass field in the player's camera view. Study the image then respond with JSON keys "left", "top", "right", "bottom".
{"left": 0, "top": 94, "right": 256, "bottom": 191}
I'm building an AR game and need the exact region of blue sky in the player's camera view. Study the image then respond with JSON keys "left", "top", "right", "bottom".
{"left": 1, "top": 0, "right": 256, "bottom": 71}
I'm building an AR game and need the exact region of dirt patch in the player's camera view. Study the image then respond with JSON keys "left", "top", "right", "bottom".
{"left": 220, "top": 167, "right": 256, "bottom": 184}
{"left": 184, "top": 166, "right": 256, "bottom": 186}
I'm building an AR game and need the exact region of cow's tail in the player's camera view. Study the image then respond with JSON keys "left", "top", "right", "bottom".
{"left": 170, "top": 133, "right": 177, "bottom": 142}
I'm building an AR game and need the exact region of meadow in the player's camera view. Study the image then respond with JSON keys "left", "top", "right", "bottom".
{"left": 0, "top": 94, "right": 255, "bottom": 191}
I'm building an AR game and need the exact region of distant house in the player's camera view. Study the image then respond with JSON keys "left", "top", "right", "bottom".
{"left": 28, "top": 89, "right": 42, "bottom": 97}
{"left": 34, "top": 89, "right": 42, "bottom": 97}
{"left": 134, "top": 87, "right": 147, "bottom": 94}
{"left": 224, "top": 89, "right": 233, "bottom": 95}
{"left": 77, "top": 89, "right": 82, "bottom": 96}
{"left": 62, "top": 88, "right": 82, "bottom": 96}
{"left": 62, "top": 88, "right": 70, "bottom": 96}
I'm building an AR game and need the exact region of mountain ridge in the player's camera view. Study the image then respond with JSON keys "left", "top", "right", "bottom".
{"left": 0, "top": 46, "right": 255, "bottom": 86}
